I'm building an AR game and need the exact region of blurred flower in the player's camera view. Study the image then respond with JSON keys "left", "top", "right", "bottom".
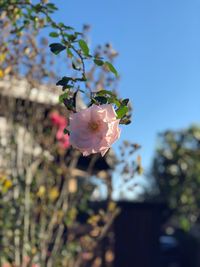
{"left": 105, "top": 250, "right": 114, "bottom": 263}
{"left": 0, "top": 53, "right": 6, "bottom": 63}
{"left": 31, "top": 246, "right": 37, "bottom": 255}
{"left": 56, "top": 127, "right": 70, "bottom": 149}
{"left": 0, "top": 175, "right": 12, "bottom": 193}
{"left": 93, "top": 257, "right": 102, "bottom": 267}
{"left": 82, "top": 252, "right": 93, "bottom": 260}
{"left": 49, "top": 186, "right": 59, "bottom": 201}
{"left": 69, "top": 104, "right": 120, "bottom": 156}
{"left": 37, "top": 185, "right": 46, "bottom": 198}
{"left": 23, "top": 255, "right": 30, "bottom": 265}
{"left": 87, "top": 215, "right": 101, "bottom": 226}
{"left": 50, "top": 112, "right": 66, "bottom": 128}
{"left": 108, "top": 201, "right": 116, "bottom": 212}
{"left": 50, "top": 111, "right": 70, "bottom": 149}
{"left": 2, "top": 258, "right": 40, "bottom": 267}
{"left": 2, "top": 263, "right": 11, "bottom": 267}
{"left": 0, "top": 69, "right": 4, "bottom": 78}
{"left": 4, "top": 179, "right": 12, "bottom": 189}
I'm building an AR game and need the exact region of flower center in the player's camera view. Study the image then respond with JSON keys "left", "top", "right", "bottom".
{"left": 88, "top": 121, "right": 99, "bottom": 132}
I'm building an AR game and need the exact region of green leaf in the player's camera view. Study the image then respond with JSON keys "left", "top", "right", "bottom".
{"left": 81, "top": 74, "right": 87, "bottom": 81}
{"left": 105, "top": 61, "right": 118, "bottom": 77}
{"left": 49, "top": 32, "right": 59, "bottom": 38}
{"left": 94, "top": 96, "right": 108, "bottom": 104}
{"left": 56, "top": 77, "right": 70, "bottom": 87}
{"left": 75, "top": 31, "right": 83, "bottom": 36}
{"left": 90, "top": 98, "right": 98, "bottom": 105}
{"left": 116, "top": 105, "right": 129, "bottom": 119}
{"left": 59, "top": 92, "right": 69, "bottom": 104}
{"left": 58, "top": 22, "right": 65, "bottom": 28}
{"left": 67, "top": 34, "right": 77, "bottom": 41}
{"left": 46, "top": 3, "right": 58, "bottom": 11}
{"left": 78, "top": 39, "right": 89, "bottom": 56}
{"left": 49, "top": 43, "right": 66, "bottom": 55}
{"left": 94, "top": 58, "right": 104, "bottom": 66}
{"left": 72, "top": 61, "right": 81, "bottom": 71}
{"left": 34, "top": 3, "right": 42, "bottom": 12}
{"left": 67, "top": 48, "right": 73, "bottom": 58}
{"left": 51, "top": 22, "right": 58, "bottom": 29}
{"left": 23, "top": 19, "right": 30, "bottom": 25}
{"left": 120, "top": 118, "right": 131, "bottom": 125}
{"left": 96, "top": 90, "right": 122, "bottom": 107}
{"left": 63, "top": 128, "right": 70, "bottom": 135}
{"left": 108, "top": 97, "right": 121, "bottom": 107}
{"left": 122, "top": 98, "right": 129, "bottom": 105}
{"left": 58, "top": 23, "right": 74, "bottom": 30}
{"left": 63, "top": 97, "right": 75, "bottom": 111}
{"left": 96, "top": 90, "right": 114, "bottom": 96}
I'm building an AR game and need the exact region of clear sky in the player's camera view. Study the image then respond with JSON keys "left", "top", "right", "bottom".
{"left": 51, "top": 0, "right": 200, "bottom": 173}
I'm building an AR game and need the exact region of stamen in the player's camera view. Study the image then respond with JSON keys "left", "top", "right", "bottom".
{"left": 88, "top": 121, "right": 99, "bottom": 132}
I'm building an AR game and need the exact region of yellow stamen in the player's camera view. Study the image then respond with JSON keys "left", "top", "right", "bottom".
{"left": 88, "top": 121, "right": 99, "bottom": 132}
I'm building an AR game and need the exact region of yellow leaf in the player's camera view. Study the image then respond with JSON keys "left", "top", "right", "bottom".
{"left": 0, "top": 53, "right": 6, "bottom": 63}
{"left": 4, "top": 179, "right": 12, "bottom": 189}
{"left": 138, "top": 166, "right": 144, "bottom": 175}
{"left": 87, "top": 215, "right": 100, "bottom": 225}
{"left": 0, "top": 69, "right": 4, "bottom": 78}
{"left": 68, "top": 207, "right": 77, "bottom": 220}
{"left": 37, "top": 185, "right": 46, "bottom": 198}
{"left": 108, "top": 201, "right": 116, "bottom": 212}
{"left": 31, "top": 246, "right": 37, "bottom": 255}
{"left": 49, "top": 187, "right": 59, "bottom": 201}
{"left": 0, "top": 175, "right": 6, "bottom": 182}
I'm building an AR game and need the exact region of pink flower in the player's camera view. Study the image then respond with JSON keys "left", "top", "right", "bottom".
{"left": 69, "top": 104, "right": 121, "bottom": 156}
{"left": 50, "top": 112, "right": 66, "bottom": 128}
{"left": 50, "top": 111, "right": 70, "bottom": 149}
{"left": 56, "top": 126, "right": 70, "bottom": 149}
{"left": 23, "top": 255, "right": 30, "bottom": 264}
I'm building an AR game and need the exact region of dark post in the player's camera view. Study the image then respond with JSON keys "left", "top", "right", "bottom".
{"left": 114, "top": 202, "right": 164, "bottom": 267}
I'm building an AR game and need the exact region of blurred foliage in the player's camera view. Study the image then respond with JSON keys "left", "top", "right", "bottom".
{"left": 0, "top": 1, "right": 141, "bottom": 266}
{"left": 151, "top": 125, "right": 200, "bottom": 231}
{"left": 0, "top": 0, "right": 131, "bottom": 124}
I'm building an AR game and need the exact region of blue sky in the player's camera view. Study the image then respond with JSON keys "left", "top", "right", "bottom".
{"left": 51, "top": 0, "right": 200, "bottom": 174}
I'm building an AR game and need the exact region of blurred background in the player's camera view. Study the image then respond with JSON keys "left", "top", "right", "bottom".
{"left": 0, "top": 0, "right": 200, "bottom": 267}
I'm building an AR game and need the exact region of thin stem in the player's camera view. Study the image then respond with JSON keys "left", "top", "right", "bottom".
{"left": 13, "top": 1, "right": 87, "bottom": 82}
